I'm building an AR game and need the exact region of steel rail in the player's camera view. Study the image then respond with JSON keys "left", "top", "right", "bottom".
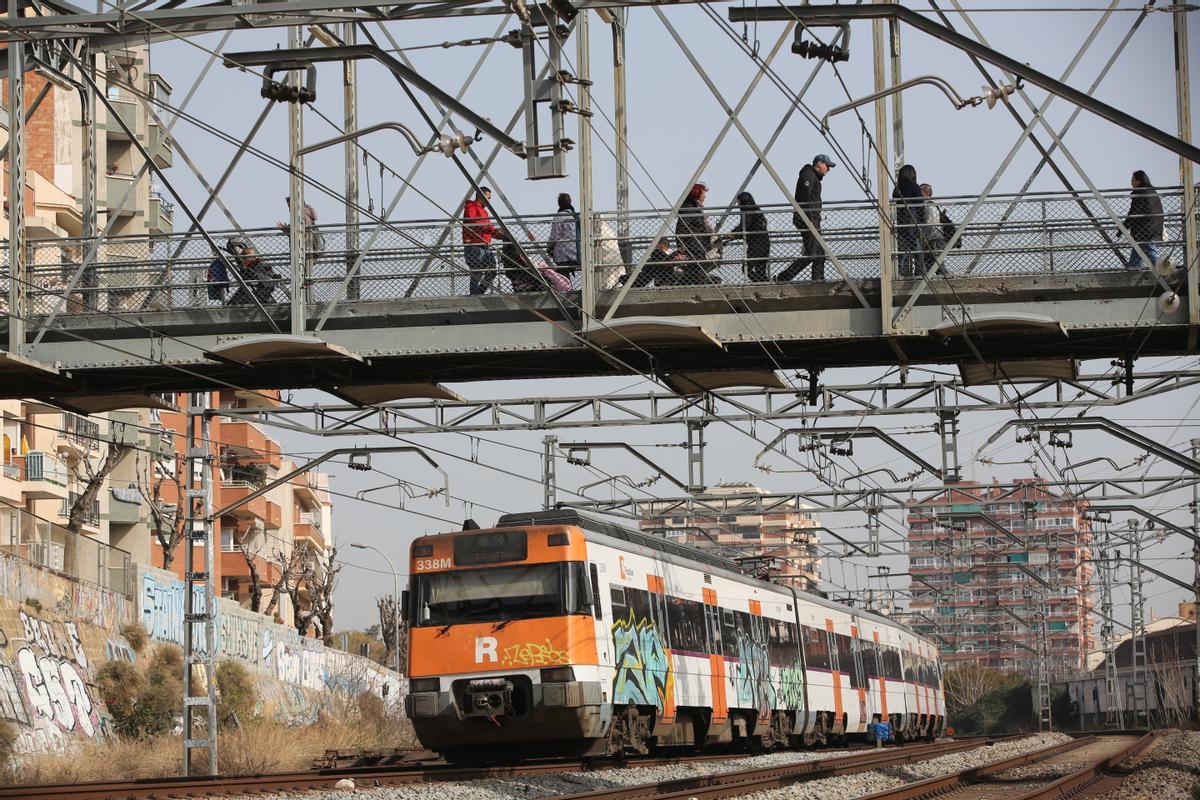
{"left": 1006, "top": 732, "right": 1157, "bottom": 800}
{"left": 0, "top": 738, "right": 996, "bottom": 800}
{"left": 518, "top": 738, "right": 1010, "bottom": 800}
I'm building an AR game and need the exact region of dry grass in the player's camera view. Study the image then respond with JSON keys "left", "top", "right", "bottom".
{"left": 5, "top": 707, "right": 418, "bottom": 785}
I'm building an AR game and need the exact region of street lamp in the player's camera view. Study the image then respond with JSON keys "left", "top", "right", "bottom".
{"left": 350, "top": 542, "right": 401, "bottom": 673}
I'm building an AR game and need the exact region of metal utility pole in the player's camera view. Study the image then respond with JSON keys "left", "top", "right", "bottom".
{"left": 1099, "top": 523, "right": 1123, "bottom": 728}
{"left": 872, "top": 18, "right": 895, "bottom": 334}
{"left": 1192, "top": 438, "right": 1200, "bottom": 722}
{"left": 686, "top": 421, "right": 706, "bottom": 494}
{"left": 1175, "top": 0, "right": 1198, "bottom": 342}
{"left": 543, "top": 435, "right": 558, "bottom": 511}
{"left": 182, "top": 394, "right": 218, "bottom": 775}
{"left": 7, "top": 24, "right": 27, "bottom": 356}
{"left": 1127, "top": 521, "right": 1149, "bottom": 728}
{"left": 343, "top": 21, "right": 361, "bottom": 301}
{"left": 577, "top": 10, "right": 595, "bottom": 322}
{"left": 612, "top": 9, "right": 631, "bottom": 265}
{"left": 288, "top": 24, "right": 306, "bottom": 334}
{"left": 349, "top": 543, "right": 399, "bottom": 671}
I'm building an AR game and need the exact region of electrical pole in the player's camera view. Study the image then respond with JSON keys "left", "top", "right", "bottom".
{"left": 873, "top": 17, "right": 894, "bottom": 335}
{"left": 612, "top": 9, "right": 631, "bottom": 265}
{"left": 1128, "top": 520, "right": 1148, "bottom": 728}
{"left": 1192, "top": 438, "right": 1199, "bottom": 722}
{"left": 543, "top": 435, "right": 558, "bottom": 511}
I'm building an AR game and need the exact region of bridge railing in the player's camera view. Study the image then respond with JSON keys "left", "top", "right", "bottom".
{"left": 9, "top": 187, "right": 1186, "bottom": 317}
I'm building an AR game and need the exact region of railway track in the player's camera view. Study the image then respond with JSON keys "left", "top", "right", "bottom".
{"left": 853, "top": 732, "right": 1157, "bottom": 800}
{"left": 0, "top": 737, "right": 998, "bottom": 800}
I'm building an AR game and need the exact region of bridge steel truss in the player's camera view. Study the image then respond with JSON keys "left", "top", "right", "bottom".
{"left": 0, "top": 1, "right": 1195, "bottom": 401}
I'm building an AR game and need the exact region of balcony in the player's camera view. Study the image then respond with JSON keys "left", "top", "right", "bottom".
{"left": 219, "top": 481, "right": 267, "bottom": 522}
{"left": 22, "top": 452, "right": 69, "bottom": 499}
{"left": 104, "top": 97, "right": 140, "bottom": 140}
{"left": 105, "top": 174, "right": 137, "bottom": 217}
{"left": 59, "top": 492, "right": 101, "bottom": 532}
{"left": 264, "top": 500, "right": 282, "bottom": 530}
{"left": 148, "top": 195, "right": 173, "bottom": 236}
{"left": 221, "top": 421, "right": 281, "bottom": 468}
{"left": 294, "top": 511, "right": 325, "bottom": 549}
{"left": 109, "top": 488, "right": 142, "bottom": 525}
{"left": 146, "top": 123, "right": 174, "bottom": 169}
{"left": 291, "top": 473, "right": 321, "bottom": 509}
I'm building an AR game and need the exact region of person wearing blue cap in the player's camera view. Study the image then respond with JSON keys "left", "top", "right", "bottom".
{"left": 778, "top": 154, "right": 835, "bottom": 282}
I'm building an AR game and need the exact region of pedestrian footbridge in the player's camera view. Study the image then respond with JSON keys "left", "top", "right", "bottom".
{"left": 1, "top": 187, "right": 1193, "bottom": 406}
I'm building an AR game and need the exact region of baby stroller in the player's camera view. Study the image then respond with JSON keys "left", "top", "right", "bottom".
{"left": 225, "top": 237, "right": 279, "bottom": 305}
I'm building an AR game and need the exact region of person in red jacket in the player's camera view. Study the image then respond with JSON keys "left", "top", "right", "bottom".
{"left": 463, "top": 187, "right": 500, "bottom": 294}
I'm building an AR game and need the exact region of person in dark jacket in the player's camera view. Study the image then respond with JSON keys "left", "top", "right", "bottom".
{"left": 892, "top": 164, "right": 925, "bottom": 277}
{"left": 778, "top": 154, "right": 834, "bottom": 282}
{"left": 629, "top": 236, "right": 683, "bottom": 288}
{"left": 1123, "top": 170, "right": 1164, "bottom": 269}
{"left": 726, "top": 191, "right": 771, "bottom": 282}
{"left": 675, "top": 182, "right": 717, "bottom": 284}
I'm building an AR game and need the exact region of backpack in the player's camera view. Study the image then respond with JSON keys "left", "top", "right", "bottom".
{"left": 940, "top": 209, "right": 963, "bottom": 249}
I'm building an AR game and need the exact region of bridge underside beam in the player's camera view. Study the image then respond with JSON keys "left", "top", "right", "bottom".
{"left": 2, "top": 271, "right": 1187, "bottom": 401}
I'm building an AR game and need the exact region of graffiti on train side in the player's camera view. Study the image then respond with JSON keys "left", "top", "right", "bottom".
{"left": 735, "top": 637, "right": 772, "bottom": 718}
{"left": 777, "top": 665, "right": 805, "bottom": 710}
{"left": 611, "top": 611, "right": 673, "bottom": 710}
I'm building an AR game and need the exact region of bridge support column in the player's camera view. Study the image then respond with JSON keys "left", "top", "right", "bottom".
{"left": 288, "top": 24, "right": 307, "bottom": 334}
{"left": 6, "top": 28, "right": 26, "bottom": 357}
{"left": 577, "top": 10, "right": 595, "bottom": 322}
{"left": 873, "top": 18, "right": 894, "bottom": 335}
{"left": 612, "top": 10, "right": 631, "bottom": 266}
{"left": 1175, "top": 0, "right": 1197, "bottom": 344}
{"left": 344, "top": 22, "right": 360, "bottom": 302}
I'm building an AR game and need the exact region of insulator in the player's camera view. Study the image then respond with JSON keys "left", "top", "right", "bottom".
{"left": 1158, "top": 291, "right": 1181, "bottom": 314}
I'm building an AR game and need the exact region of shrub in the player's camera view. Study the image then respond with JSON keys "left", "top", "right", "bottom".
{"left": 0, "top": 721, "right": 16, "bottom": 775}
{"left": 95, "top": 660, "right": 144, "bottom": 738}
{"left": 215, "top": 660, "right": 257, "bottom": 727}
{"left": 120, "top": 622, "right": 149, "bottom": 654}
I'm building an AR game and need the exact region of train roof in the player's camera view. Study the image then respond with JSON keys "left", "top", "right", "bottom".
{"left": 495, "top": 509, "right": 927, "bottom": 647}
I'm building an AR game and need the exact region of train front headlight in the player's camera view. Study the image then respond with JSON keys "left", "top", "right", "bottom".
{"left": 410, "top": 677, "right": 439, "bottom": 693}
{"left": 540, "top": 667, "right": 575, "bottom": 682}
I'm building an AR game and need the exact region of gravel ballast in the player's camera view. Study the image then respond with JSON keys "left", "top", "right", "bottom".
{"left": 238, "top": 733, "right": 1071, "bottom": 800}
{"left": 1094, "top": 730, "right": 1200, "bottom": 800}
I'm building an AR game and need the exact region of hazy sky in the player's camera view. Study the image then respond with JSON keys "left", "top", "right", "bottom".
{"left": 134, "top": 1, "right": 1200, "bottom": 642}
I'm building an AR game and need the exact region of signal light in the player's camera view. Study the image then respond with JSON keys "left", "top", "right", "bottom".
{"left": 413, "top": 544, "right": 434, "bottom": 557}
{"left": 547, "top": 532, "right": 570, "bottom": 546}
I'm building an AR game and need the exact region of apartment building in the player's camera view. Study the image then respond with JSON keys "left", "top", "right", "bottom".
{"left": 906, "top": 479, "right": 1095, "bottom": 676}
{"left": 152, "top": 390, "right": 333, "bottom": 630}
{"left": 639, "top": 483, "right": 822, "bottom": 593}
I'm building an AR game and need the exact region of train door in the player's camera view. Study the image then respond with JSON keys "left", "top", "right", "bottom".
{"left": 589, "top": 560, "right": 611, "bottom": 670}
{"left": 747, "top": 605, "right": 770, "bottom": 725}
{"left": 646, "top": 567, "right": 675, "bottom": 726}
{"left": 849, "top": 620, "right": 870, "bottom": 733}
{"left": 702, "top": 589, "right": 728, "bottom": 733}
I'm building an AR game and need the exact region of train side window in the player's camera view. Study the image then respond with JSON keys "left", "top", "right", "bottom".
{"left": 590, "top": 564, "right": 602, "bottom": 620}
{"left": 668, "top": 596, "right": 704, "bottom": 653}
{"left": 863, "top": 642, "right": 879, "bottom": 679}
{"left": 883, "top": 647, "right": 903, "bottom": 680}
{"left": 610, "top": 585, "right": 627, "bottom": 617}
{"left": 802, "top": 625, "right": 830, "bottom": 671}
{"left": 721, "top": 609, "right": 737, "bottom": 659}
{"left": 903, "top": 654, "right": 915, "bottom": 683}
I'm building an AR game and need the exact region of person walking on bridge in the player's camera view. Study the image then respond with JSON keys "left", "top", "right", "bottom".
{"left": 463, "top": 187, "right": 501, "bottom": 294}
{"left": 726, "top": 191, "right": 771, "bottom": 282}
{"left": 676, "top": 182, "right": 718, "bottom": 284}
{"left": 893, "top": 164, "right": 925, "bottom": 278}
{"left": 548, "top": 192, "right": 580, "bottom": 277}
{"left": 778, "top": 154, "right": 834, "bottom": 282}
{"left": 1123, "top": 170, "right": 1163, "bottom": 270}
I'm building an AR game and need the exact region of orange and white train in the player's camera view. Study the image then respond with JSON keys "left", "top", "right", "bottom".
{"left": 404, "top": 510, "right": 945, "bottom": 762}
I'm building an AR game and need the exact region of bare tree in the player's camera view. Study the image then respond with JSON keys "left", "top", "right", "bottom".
{"left": 944, "top": 663, "right": 1006, "bottom": 713}
{"left": 65, "top": 428, "right": 131, "bottom": 534}
{"left": 374, "top": 594, "right": 408, "bottom": 676}
{"left": 234, "top": 527, "right": 269, "bottom": 612}
{"left": 136, "top": 447, "right": 189, "bottom": 570}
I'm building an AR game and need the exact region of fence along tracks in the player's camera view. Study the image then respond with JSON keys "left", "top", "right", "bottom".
{"left": 0, "top": 738, "right": 999, "bottom": 800}
{"left": 0, "top": 734, "right": 1152, "bottom": 800}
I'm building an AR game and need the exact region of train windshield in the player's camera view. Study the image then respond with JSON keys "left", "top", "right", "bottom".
{"left": 412, "top": 562, "right": 591, "bottom": 626}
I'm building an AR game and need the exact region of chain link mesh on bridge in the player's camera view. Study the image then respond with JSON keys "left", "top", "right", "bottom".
{"left": 12, "top": 187, "right": 1187, "bottom": 316}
